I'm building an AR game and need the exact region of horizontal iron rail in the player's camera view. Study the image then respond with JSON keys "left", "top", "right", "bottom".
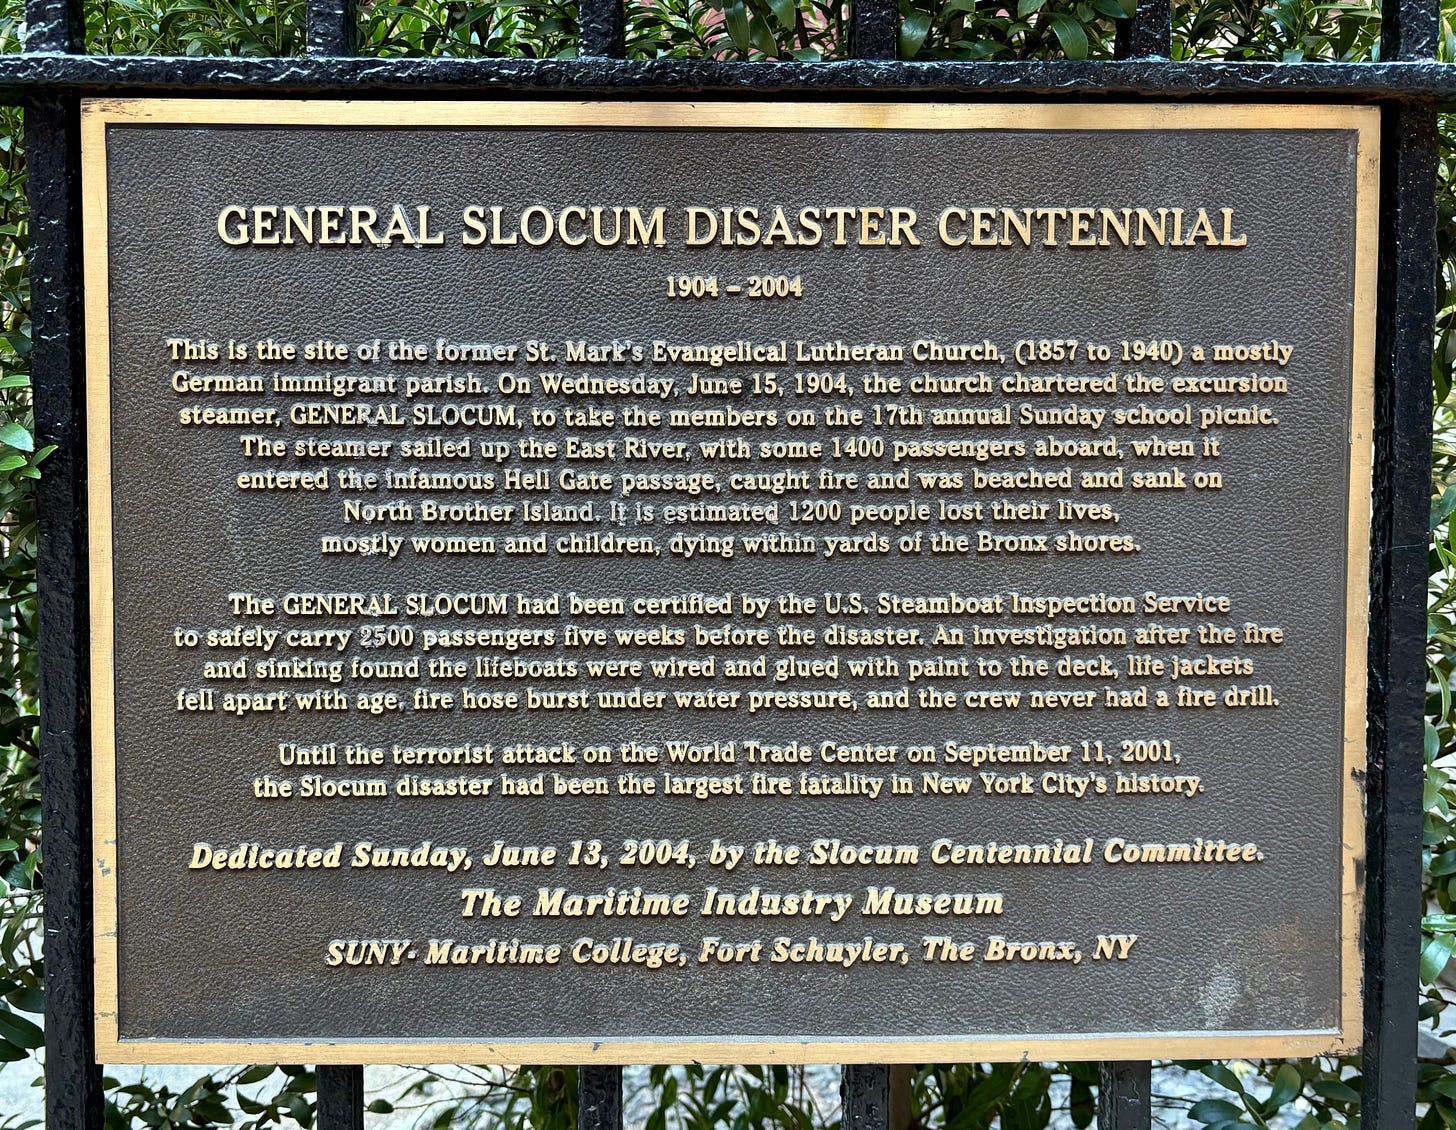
{"left": 2, "top": 56, "right": 1455, "bottom": 102}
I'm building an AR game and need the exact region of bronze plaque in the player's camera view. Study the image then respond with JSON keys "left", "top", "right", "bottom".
{"left": 84, "top": 101, "right": 1376, "bottom": 1063}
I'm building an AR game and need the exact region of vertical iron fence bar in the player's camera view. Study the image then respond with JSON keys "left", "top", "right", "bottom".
{"left": 306, "top": 0, "right": 360, "bottom": 1116}
{"left": 1382, "top": 0, "right": 1439, "bottom": 63}
{"left": 850, "top": 0, "right": 898, "bottom": 59}
{"left": 841, "top": 1063, "right": 891, "bottom": 1130}
{"left": 1106, "top": 4, "right": 1167, "bottom": 1126}
{"left": 580, "top": 1066, "right": 625, "bottom": 1130}
{"left": 576, "top": 0, "right": 624, "bottom": 1109}
{"left": 28, "top": 0, "right": 101, "bottom": 1118}
{"left": 306, "top": 0, "right": 356, "bottom": 55}
{"left": 1112, "top": 0, "right": 1170, "bottom": 59}
{"left": 30, "top": 91, "right": 103, "bottom": 1130}
{"left": 26, "top": 0, "right": 83, "bottom": 54}
{"left": 578, "top": 0, "right": 626, "bottom": 60}
{"left": 1097, "top": 1062, "right": 1151, "bottom": 1130}
{"left": 317, "top": 1064, "right": 365, "bottom": 1130}
{"left": 1363, "top": 97, "right": 1438, "bottom": 1130}
{"left": 845, "top": 0, "right": 900, "bottom": 1098}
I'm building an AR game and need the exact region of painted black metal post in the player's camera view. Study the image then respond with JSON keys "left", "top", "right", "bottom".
{"left": 580, "top": 1062, "right": 626, "bottom": 1130}
{"left": 305, "top": 0, "right": 366, "bottom": 1122}
{"left": 1362, "top": 0, "right": 1440, "bottom": 1121}
{"left": 842, "top": 1064, "right": 892, "bottom": 1130}
{"left": 31, "top": 88, "right": 104, "bottom": 1130}
{"left": 26, "top": 0, "right": 82, "bottom": 57}
{"left": 1363, "top": 81, "right": 1438, "bottom": 1130}
{"left": 317, "top": 1064, "right": 365, "bottom": 1130}
{"left": 578, "top": 1063, "right": 625, "bottom": 1130}
{"left": 840, "top": 7, "right": 901, "bottom": 1123}
{"left": 1384, "top": 0, "right": 1439, "bottom": 62}
{"left": 578, "top": 0, "right": 626, "bottom": 61}
{"left": 306, "top": 0, "right": 356, "bottom": 56}
{"left": 28, "top": 0, "right": 103, "bottom": 1127}
{"left": 1097, "top": 3, "right": 1175, "bottom": 1126}
{"left": 1113, "top": 0, "right": 1170, "bottom": 59}
{"left": 851, "top": 0, "right": 898, "bottom": 60}
{"left": 1097, "top": 1062, "right": 1152, "bottom": 1130}
{"left": 575, "top": 5, "right": 628, "bottom": 1121}
{"left": 1364, "top": 98, "right": 1436, "bottom": 1128}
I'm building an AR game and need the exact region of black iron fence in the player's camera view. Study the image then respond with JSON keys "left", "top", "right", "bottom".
{"left": 13, "top": 0, "right": 1454, "bottom": 1122}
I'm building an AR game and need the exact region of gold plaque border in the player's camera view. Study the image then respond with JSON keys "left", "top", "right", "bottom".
{"left": 82, "top": 99, "right": 1377, "bottom": 1066}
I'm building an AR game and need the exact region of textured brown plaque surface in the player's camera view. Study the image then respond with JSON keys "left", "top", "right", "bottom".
{"left": 85, "top": 101, "right": 1375, "bottom": 1063}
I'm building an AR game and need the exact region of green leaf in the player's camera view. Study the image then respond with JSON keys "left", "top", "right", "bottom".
{"left": 1201, "top": 1064, "right": 1245, "bottom": 1094}
{"left": 0, "top": 1040, "right": 28, "bottom": 1062}
{"left": 765, "top": 0, "right": 796, "bottom": 28}
{"left": 1265, "top": 1063, "right": 1302, "bottom": 1111}
{"left": 6, "top": 987, "right": 42, "bottom": 1014}
{"left": 1422, "top": 931, "right": 1456, "bottom": 983}
{"left": 1047, "top": 10, "right": 1090, "bottom": 57}
{"left": 1427, "top": 768, "right": 1449, "bottom": 812}
{"left": 1069, "top": 1075, "right": 1094, "bottom": 1128}
{"left": 898, "top": 11, "right": 930, "bottom": 55}
{"left": 0, "top": 1007, "right": 43, "bottom": 1049}
{"left": 0, "top": 422, "right": 32, "bottom": 453}
{"left": 1433, "top": 852, "right": 1456, "bottom": 876}
{"left": 193, "top": 1096, "right": 233, "bottom": 1124}
{"left": 284, "top": 1091, "right": 312, "bottom": 1124}
{"left": 723, "top": 0, "right": 753, "bottom": 52}
{"left": 1434, "top": 482, "right": 1456, "bottom": 528}
{"left": 1190, "top": 1099, "right": 1245, "bottom": 1124}
{"left": 1309, "top": 1078, "right": 1361, "bottom": 1104}
{"left": 748, "top": 12, "right": 776, "bottom": 56}
{"left": 1429, "top": 1074, "right": 1456, "bottom": 1099}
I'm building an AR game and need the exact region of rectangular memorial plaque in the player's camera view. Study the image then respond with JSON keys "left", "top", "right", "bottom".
{"left": 84, "top": 101, "right": 1375, "bottom": 1063}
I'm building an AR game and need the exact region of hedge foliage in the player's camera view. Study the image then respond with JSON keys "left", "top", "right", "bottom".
{"left": 0, "top": 1, "right": 1451, "bottom": 1126}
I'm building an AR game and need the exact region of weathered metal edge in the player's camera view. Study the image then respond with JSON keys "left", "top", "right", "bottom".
{"left": 4, "top": 57, "right": 1456, "bottom": 102}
